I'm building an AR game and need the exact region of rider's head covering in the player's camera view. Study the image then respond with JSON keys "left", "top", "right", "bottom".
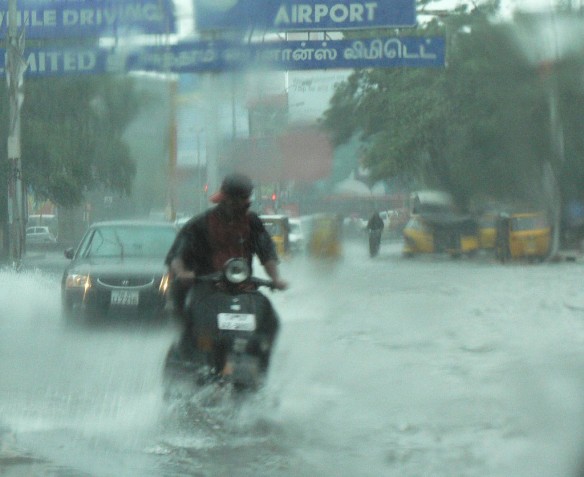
{"left": 210, "top": 173, "right": 254, "bottom": 203}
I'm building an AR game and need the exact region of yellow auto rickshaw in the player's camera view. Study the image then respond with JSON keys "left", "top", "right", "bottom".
{"left": 495, "top": 211, "right": 550, "bottom": 262}
{"left": 402, "top": 213, "right": 479, "bottom": 258}
{"left": 478, "top": 212, "right": 498, "bottom": 249}
{"left": 308, "top": 214, "right": 342, "bottom": 259}
{"left": 402, "top": 215, "right": 433, "bottom": 255}
{"left": 260, "top": 214, "right": 290, "bottom": 258}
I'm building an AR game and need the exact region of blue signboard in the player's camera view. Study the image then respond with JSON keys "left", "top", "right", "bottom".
{"left": 124, "top": 37, "right": 445, "bottom": 72}
{"left": 251, "top": 37, "right": 445, "bottom": 70}
{"left": 0, "top": 36, "right": 444, "bottom": 76}
{"left": 0, "top": 0, "right": 176, "bottom": 38}
{"left": 195, "top": 0, "right": 416, "bottom": 31}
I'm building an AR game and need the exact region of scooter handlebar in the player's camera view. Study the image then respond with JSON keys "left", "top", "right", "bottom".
{"left": 187, "top": 274, "right": 275, "bottom": 290}
{"left": 251, "top": 277, "right": 276, "bottom": 290}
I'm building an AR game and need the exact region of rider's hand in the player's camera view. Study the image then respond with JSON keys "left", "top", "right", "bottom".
{"left": 175, "top": 270, "right": 195, "bottom": 281}
{"left": 170, "top": 257, "right": 195, "bottom": 282}
{"left": 272, "top": 278, "right": 289, "bottom": 290}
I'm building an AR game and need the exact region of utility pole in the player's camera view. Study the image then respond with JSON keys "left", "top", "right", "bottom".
{"left": 167, "top": 78, "right": 177, "bottom": 222}
{"left": 6, "top": 0, "right": 27, "bottom": 268}
{"left": 197, "top": 129, "right": 201, "bottom": 213}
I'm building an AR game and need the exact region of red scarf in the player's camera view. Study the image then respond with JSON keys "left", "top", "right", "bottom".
{"left": 208, "top": 208, "right": 252, "bottom": 271}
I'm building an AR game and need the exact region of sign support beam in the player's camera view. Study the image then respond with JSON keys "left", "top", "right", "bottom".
{"left": 6, "top": 0, "right": 26, "bottom": 268}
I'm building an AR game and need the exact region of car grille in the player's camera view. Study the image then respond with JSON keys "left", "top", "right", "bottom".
{"left": 97, "top": 277, "right": 156, "bottom": 288}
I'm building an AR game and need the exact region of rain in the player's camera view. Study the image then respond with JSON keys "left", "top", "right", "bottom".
{"left": 3, "top": 0, "right": 584, "bottom": 476}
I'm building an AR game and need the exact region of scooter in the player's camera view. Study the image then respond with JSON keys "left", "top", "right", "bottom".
{"left": 369, "top": 228, "right": 382, "bottom": 257}
{"left": 163, "top": 258, "right": 280, "bottom": 397}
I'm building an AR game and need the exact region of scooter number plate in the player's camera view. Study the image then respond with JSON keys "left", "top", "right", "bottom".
{"left": 217, "top": 313, "right": 256, "bottom": 331}
{"left": 111, "top": 290, "right": 139, "bottom": 306}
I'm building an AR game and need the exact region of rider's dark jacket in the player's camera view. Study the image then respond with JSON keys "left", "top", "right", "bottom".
{"left": 165, "top": 205, "right": 278, "bottom": 276}
{"left": 166, "top": 205, "right": 281, "bottom": 361}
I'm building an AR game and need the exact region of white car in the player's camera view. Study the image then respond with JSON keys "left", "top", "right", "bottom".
{"left": 288, "top": 218, "right": 305, "bottom": 253}
{"left": 26, "top": 226, "right": 57, "bottom": 245}
{"left": 175, "top": 216, "right": 192, "bottom": 229}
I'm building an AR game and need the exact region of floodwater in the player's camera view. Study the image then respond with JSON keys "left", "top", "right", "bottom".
{"left": 3, "top": 239, "right": 584, "bottom": 476}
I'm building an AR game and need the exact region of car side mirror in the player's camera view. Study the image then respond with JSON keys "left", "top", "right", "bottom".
{"left": 64, "top": 248, "right": 74, "bottom": 259}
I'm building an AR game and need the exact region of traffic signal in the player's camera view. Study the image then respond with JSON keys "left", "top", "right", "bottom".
{"left": 271, "top": 192, "right": 277, "bottom": 201}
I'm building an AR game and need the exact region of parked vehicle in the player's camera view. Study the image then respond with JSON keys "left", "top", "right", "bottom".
{"left": 259, "top": 214, "right": 290, "bottom": 258}
{"left": 27, "top": 214, "right": 58, "bottom": 238}
{"left": 61, "top": 220, "right": 177, "bottom": 322}
{"left": 163, "top": 257, "right": 280, "bottom": 396}
{"left": 26, "top": 226, "right": 57, "bottom": 246}
{"left": 402, "top": 215, "right": 433, "bottom": 255}
{"left": 288, "top": 218, "right": 305, "bottom": 254}
{"left": 478, "top": 212, "right": 498, "bottom": 249}
{"left": 409, "top": 190, "right": 455, "bottom": 215}
{"left": 495, "top": 211, "right": 551, "bottom": 262}
{"left": 403, "top": 189, "right": 479, "bottom": 257}
{"left": 402, "top": 213, "right": 479, "bottom": 258}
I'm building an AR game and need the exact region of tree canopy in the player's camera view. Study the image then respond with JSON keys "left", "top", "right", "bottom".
{"left": 0, "top": 74, "right": 141, "bottom": 208}
{"left": 320, "top": 7, "right": 584, "bottom": 212}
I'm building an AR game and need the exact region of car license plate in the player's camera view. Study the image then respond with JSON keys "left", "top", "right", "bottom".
{"left": 217, "top": 313, "right": 256, "bottom": 331}
{"left": 111, "top": 290, "right": 139, "bottom": 306}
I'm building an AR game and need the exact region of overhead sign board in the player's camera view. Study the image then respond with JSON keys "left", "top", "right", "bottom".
{"left": 0, "top": 36, "right": 444, "bottom": 76}
{"left": 0, "top": 0, "right": 176, "bottom": 38}
{"left": 250, "top": 37, "right": 445, "bottom": 70}
{"left": 195, "top": 0, "right": 416, "bottom": 31}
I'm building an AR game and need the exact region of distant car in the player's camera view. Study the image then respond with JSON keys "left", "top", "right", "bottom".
{"left": 175, "top": 215, "right": 191, "bottom": 229}
{"left": 260, "top": 214, "right": 290, "bottom": 258}
{"left": 26, "top": 226, "right": 57, "bottom": 246}
{"left": 61, "top": 220, "right": 177, "bottom": 322}
{"left": 342, "top": 215, "right": 367, "bottom": 235}
{"left": 288, "top": 218, "right": 305, "bottom": 253}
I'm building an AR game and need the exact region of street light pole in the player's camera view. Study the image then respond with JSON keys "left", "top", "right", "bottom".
{"left": 6, "top": 0, "right": 26, "bottom": 268}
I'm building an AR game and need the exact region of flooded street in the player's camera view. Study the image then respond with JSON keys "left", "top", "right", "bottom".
{"left": 1, "top": 0, "right": 582, "bottom": 475}
{"left": 3, "top": 239, "right": 584, "bottom": 476}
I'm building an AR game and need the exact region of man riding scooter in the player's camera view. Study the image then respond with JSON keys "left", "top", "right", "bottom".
{"left": 164, "top": 173, "right": 288, "bottom": 390}
{"left": 166, "top": 173, "right": 288, "bottom": 310}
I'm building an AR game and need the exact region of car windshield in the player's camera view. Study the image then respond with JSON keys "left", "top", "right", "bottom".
{"left": 479, "top": 215, "right": 497, "bottom": 228}
{"left": 263, "top": 221, "right": 286, "bottom": 236}
{"left": 511, "top": 215, "right": 549, "bottom": 231}
{"left": 79, "top": 225, "right": 176, "bottom": 258}
{"left": 6, "top": 2, "right": 584, "bottom": 477}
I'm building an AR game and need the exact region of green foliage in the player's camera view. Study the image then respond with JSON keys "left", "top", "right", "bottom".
{"left": 0, "top": 75, "right": 142, "bottom": 208}
{"left": 320, "top": 7, "right": 584, "bottom": 210}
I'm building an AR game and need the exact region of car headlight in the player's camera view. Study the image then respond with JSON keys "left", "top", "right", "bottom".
{"left": 65, "top": 273, "right": 91, "bottom": 290}
{"left": 159, "top": 272, "right": 170, "bottom": 294}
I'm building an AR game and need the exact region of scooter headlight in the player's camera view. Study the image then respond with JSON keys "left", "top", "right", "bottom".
{"left": 224, "top": 258, "right": 250, "bottom": 284}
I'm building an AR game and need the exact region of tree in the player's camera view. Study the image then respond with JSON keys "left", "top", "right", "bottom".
{"left": 0, "top": 75, "right": 141, "bottom": 208}
{"left": 320, "top": 5, "right": 568, "bottom": 210}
